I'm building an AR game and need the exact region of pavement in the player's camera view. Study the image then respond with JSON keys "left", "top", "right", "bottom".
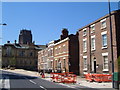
{"left": 1, "top": 69, "right": 113, "bottom": 89}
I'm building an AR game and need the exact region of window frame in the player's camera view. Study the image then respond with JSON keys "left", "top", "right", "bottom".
{"left": 83, "top": 28, "right": 87, "bottom": 36}
{"left": 83, "top": 56, "right": 87, "bottom": 70}
{"left": 91, "top": 35, "right": 96, "bottom": 51}
{"left": 100, "top": 18, "right": 107, "bottom": 29}
{"left": 101, "top": 31, "right": 107, "bottom": 49}
{"left": 90, "top": 24, "right": 95, "bottom": 33}
{"left": 102, "top": 53, "right": 109, "bottom": 71}
{"left": 83, "top": 38, "right": 87, "bottom": 52}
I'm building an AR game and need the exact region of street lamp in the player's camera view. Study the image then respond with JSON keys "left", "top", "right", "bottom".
{"left": 0, "top": 23, "right": 7, "bottom": 69}
{"left": 108, "top": 0, "right": 118, "bottom": 89}
{"left": 0, "top": 23, "right": 7, "bottom": 26}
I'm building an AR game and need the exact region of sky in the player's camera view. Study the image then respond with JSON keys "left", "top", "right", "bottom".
{"left": 1, "top": 2, "right": 119, "bottom": 45}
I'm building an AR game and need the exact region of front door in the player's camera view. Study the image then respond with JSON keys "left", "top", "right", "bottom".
{"left": 94, "top": 61, "right": 96, "bottom": 73}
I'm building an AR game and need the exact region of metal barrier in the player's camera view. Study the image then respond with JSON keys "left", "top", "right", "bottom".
{"left": 84, "top": 73, "right": 93, "bottom": 82}
{"left": 85, "top": 73, "right": 112, "bottom": 82}
{"left": 50, "top": 72, "right": 77, "bottom": 83}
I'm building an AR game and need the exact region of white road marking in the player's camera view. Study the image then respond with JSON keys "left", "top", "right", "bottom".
{"left": 4, "top": 77, "right": 10, "bottom": 89}
{"left": 0, "top": 79, "right": 2, "bottom": 88}
{"left": 39, "top": 85, "right": 47, "bottom": 90}
{"left": 29, "top": 80, "right": 36, "bottom": 84}
{"left": 1, "top": 76, "right": 10, "bottom": 89}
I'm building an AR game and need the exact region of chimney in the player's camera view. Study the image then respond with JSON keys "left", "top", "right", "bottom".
{"left": 60, "top": 28, "right": 69, "bottom": 40}
{"left": 14, "top": 40, "right": 17, "bottom": 44}
{"left": 7, "top": 41, "right": 10, "bottom": 43}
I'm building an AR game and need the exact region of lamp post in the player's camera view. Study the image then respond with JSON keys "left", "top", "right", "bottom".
{"left": 0, "top": 23, "right": 7, "bottom": 69}
{"left": 118, "top": 1, "right": 120, "bottom": 10}
{"left": 108, "top": 0, "right": 114, "bottom": 88}
{"left": 108, "top": 0, "right": 119, "bottom": 89}
{"left": 0, "top": 23, "right": 7, "bottom": 26}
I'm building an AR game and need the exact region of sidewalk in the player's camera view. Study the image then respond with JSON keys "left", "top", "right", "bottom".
{"left": 76, "top": 76, "right": 112, "bottom": 88}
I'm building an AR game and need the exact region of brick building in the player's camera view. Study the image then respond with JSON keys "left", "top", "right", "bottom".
{"left": 38, "top": 29, "right": 79, "bottom": 74}
{"left": 38, "top": 41, "right": 54, "bottom": 73}
{"left": 2, "top": 29, "right": 46, "bottom": 70}
{"left": 53, "top": 29, "right": 79, "bottom": 74}
{"left": 78, "top": 10, "right": 120, "bottom": 76}
{"left": 38, "top": 48, "right": 48, "bottom": 72}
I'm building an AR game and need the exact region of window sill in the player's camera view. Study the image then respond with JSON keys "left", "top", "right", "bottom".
{"left": 83, "top": 51, "right": 87, "bottom": 53}
{"left": 91, "top": 49, "right": 96, "bottom": 51}
{"left": 101, "top": 27, "right": 107, "bottom": 30}
{"left": 103, "top": 69, "right": 109, "bottom": 71}
{"left": 91, "top": 31, "right": 95, "bottom": 34}
{"left": 83, "top": 68, "right": 87, "bottom": 71}
{"left": 83, "top": 34, "right": 87, "bottom": 37}
{"left": 101, "top": 46, "right": 108, "bottom": 49}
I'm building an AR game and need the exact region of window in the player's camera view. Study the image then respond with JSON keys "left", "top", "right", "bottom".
{"left": 48, "top": 61, "right": 52, "bottom": 69}
{"left": 19, "top": 51, "right": 25, "bottom": 56}
{"left": 83, "top": 28, "right": 87, "bottom": 36}
{"left": 102, "top": 34, "right": 107, "bottom": 47}
{"left": 57, "top": 60, "right": 61, "bottom": 69}
{"left": 90, "top": 24, "right": 95, "bottom": 33}
{"left": 91, "top": 36, "right": 95, "bottom": 50}
{"left": 83, "top": 57, "right": 87, "bottom": 70}
{"left": 63, "top": 59, "right": 66, "bottom": 69}
{"left": 58, "top": 46, "right": 61, "bottom": 54}
{"left": 30, "top": 52, "right": 33, "bottom": 56}
{"left": 103, "top": 56, "right": 108, "bottom": 70}
{"left": 55, "top": 48, "right": 58, "bottom": 55}
{"left": 101, "top": 18, "right": 106, "bottom": 29}
{"left": 83, "top": 39, "right": 87, "bottom": 52}
{"left": 6, "top": 47, "right": 12, "bottom": 56}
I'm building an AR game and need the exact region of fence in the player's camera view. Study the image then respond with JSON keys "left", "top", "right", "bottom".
{"left": 85, "top": 73, "right": 112, "bottom": 82}
{"left": 50, "top": 72, "right": 77, "bottom": 83}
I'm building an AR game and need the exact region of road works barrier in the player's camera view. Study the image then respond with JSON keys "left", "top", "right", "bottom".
{"left": 85, "top": 73, "right": 112, "bottom": 82}
{"left": 50, "top": 72, "right": 77, "bottom": 83}
{"left": 84, "top": 73, "right": 93, "bottom": 82}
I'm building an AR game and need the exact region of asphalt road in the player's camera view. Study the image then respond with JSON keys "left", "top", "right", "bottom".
{"left": 0, "top": 70, "right": 81, "bottom": 90}
{"left": 0, "top": 70, "right": 113, "bottom": 90}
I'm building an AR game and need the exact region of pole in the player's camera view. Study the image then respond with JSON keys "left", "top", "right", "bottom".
{"left": 89, "top": 26, "right": 92, "bottom": 73}
{"left": 118, "top": 1, "right": 120, "bottom": 10}
{"left": 108, "top": 0, "right": 116, "bottom": 89}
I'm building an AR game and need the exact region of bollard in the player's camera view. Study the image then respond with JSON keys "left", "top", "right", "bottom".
{"left": 42, "top": 73, "right": 45, "bottom": 78}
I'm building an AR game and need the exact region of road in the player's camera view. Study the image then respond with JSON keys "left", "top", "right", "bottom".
{"left": 0, "top": 70, "right": 85, "bottom": 90}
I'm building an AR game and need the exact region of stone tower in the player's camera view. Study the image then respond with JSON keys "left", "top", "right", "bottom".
{"left": 19, "top": 29, "right": 32, "bottom": 44}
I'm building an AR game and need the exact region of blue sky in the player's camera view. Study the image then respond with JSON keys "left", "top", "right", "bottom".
{"left": 2, "top": 2, "right": 118, "bottom": 45}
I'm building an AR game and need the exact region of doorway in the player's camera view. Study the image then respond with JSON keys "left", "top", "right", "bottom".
{"left": 94, "top": 60, "right": 96, "bottom": 73}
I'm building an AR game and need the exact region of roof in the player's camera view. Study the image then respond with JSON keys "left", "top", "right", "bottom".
{"left": 3, "top": 43, "right": 46, "bottom": 50}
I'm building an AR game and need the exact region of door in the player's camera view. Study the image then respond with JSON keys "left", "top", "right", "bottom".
{"left": 94, "top": 61, "right": 96, "bottom": 73}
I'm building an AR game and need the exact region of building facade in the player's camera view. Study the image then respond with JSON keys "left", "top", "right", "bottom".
{"left": 2, "top": 29, "right": 46, "bottom": 70}
{"left": 38, "top": 29, "right": 79, "bottom": 74}
{"left": 78, "top": 10, "right": 120, "bottom": 76}
{"left": 38, "top": 41, "right": 54, "bottom": 73}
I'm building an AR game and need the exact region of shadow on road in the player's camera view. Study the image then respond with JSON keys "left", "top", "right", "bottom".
{"left": 1, "top": 70, "right": 38, "bottom": 80}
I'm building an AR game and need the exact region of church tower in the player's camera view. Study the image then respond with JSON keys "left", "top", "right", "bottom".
{"left": 18, "top": 29, "right": 32, "bottom": 45}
